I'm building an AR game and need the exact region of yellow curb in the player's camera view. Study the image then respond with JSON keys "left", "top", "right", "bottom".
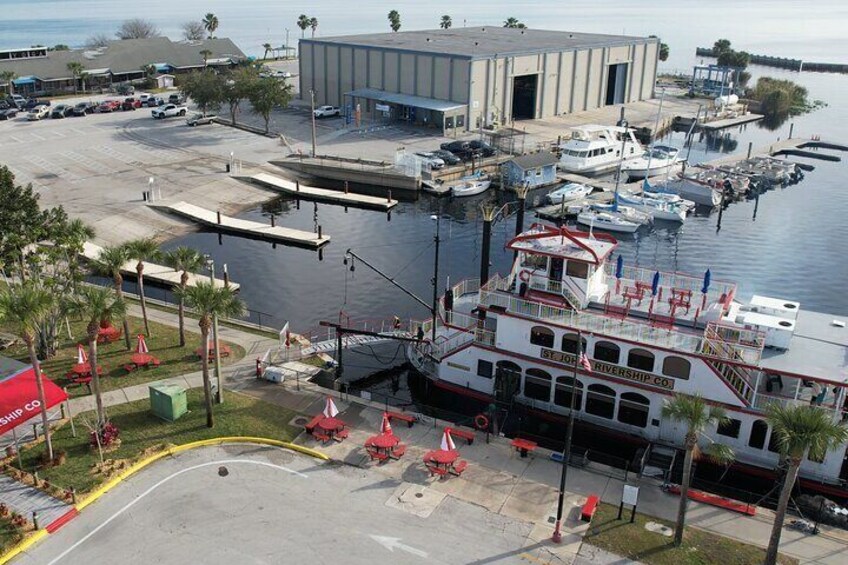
{"left": 0, "top": 529, "right": 48, "bottom": 565}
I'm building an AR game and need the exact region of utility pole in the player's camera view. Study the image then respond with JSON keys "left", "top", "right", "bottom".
{"left": 206, "top": 257, "right": 223, "bottom": 404}
{"left": 309, "top": 89, "right": 318, "bottom": 157}
{"left": 431, "top": 211, "right": 441, "bottom": 343}
{"left": 285, "top": 28, "right": 290, "bottom": 56}
{"left": 552, "top": 331, "right": 582, "bottom": 543}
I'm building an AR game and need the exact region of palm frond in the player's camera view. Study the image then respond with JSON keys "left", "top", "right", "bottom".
{"left": 765, "top": 402, "right": 848, "bottom": 460}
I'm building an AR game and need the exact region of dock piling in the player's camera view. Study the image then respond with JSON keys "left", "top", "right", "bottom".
{"left": 318, "top": 225, "right": 323, "bottom": 239}
{"left": 270, "top": 215, "right": 275, "bottom": 227}
{"left": 789, "top": 122, "right": 795, "bottom": 139}
{"left": 747, "top": 142, "right": 753, "bottom": 159}
{"left": 344, "top": 181, "right": 349, "bottom": 193}
{"left": 387, "top": 190, "right": 392, "bottom": 202}
{"left": 296, "top": 180, "right": 300, "bottom": 192}
{"left": 216, "top": 210, "right": 222, "bottom": 225}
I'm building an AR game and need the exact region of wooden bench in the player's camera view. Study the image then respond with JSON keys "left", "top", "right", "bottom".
{"left": 304, "top": 414, "right": 324, "bottom": 435}
{"left": 427, "top": 464, "right": 448, "bottom": 478}
{"left": 313, "top": 431, "right": 331, "bottom": 443}
{"left": 367, "top": 448, "right": 389, "bottom": 462}
{"left": 386, "top": 411, "right": 417, "bottom": 428}
{"left": 390, "top": 444, "right": 406, "bottom": 460}
{"left": 449, "top": 460, "right": 468, "bottom": 476}
{"left": 449, "top": 427, "right": 475, "bottom": 445}
{"left": 581, "top": 495, "right": 600, "bottom": 522}
{"left": 333, "top": 429, "right": 349, "bottom": 442}
{"left": 511, "top": 438, "right": 538, "bottom": 458}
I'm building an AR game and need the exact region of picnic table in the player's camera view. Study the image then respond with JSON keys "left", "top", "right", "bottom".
{"left": 622, "top": 286, "right": 644, "bottom": 304}
{"left": 511, "top": 438, "right": 538, "bottom": 458}
{"left": 195, "top": 343, "right": 232, "bottom": 360}
{"left": 315, "top": 417, "right": 349, "bottom": 443}
{"left": 69, "top": 363, "right": 103, "bottom": 378}
{"left": 365, "top": 434, "right": 406, "bottom": 461}
{"left": 668, "top": 288, "right": 692, "bottom": 314}
{"left": 424, "top": 449, "right": 467, "bottom": 478}
{"left": 125, "top": 353, "right": 160, "bottom": 372}
{"left": 97, "top": 324, "right": 122, "bottom": 344}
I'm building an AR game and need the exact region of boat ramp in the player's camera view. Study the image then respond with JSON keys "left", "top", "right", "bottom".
{"left": 151, "top": 201, "right": 330, "bottom": 249}
{"left": 247, "top": 172, "right": 398, "bottom": 211}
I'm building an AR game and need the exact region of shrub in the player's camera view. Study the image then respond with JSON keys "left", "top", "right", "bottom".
{"left": 90, "top": 422, "right": 121, "bottom": 448}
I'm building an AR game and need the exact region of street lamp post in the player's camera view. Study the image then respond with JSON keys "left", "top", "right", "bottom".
{"left": 205, "top": 256, "right": 223, "bottom": 404}
{"left": 430, "top": 212, "right": 441, "bottom": 343}
{"left": 309, "top": 89, "right": 318, "bottom": 157}
{"left": 552, "top": 331, "right": 582, "bottom": 543}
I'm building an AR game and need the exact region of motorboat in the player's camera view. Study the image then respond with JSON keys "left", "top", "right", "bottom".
{"left": 649, "top": 178, "right": 722, "bottom": 207}
{"left": 620, "top": 145, "right": 684, "bottom": 181}
{"left": 618, "top": 191, "right": 687, "bottom": 222}
{"left": 576, "top": 210, "right": 640, "bottom": 233}
{"left": 641, "top": 189, "right": 696, "bottom": 212}
{"left": 451, "top": 172, "right": 491, "bottom": 197}
{"left": 546, "top": 182, "right": 593, "bottom": 204}
{"left": 589, "top": 201, "right": 653, "bottom": 225}
{"left": 557, "top": 125, "right": 643, "bottom": 175}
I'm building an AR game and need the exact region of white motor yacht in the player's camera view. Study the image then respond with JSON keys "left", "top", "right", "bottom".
{"left": 558, "top": 125, "right": 643, "bottom": 175}
{"left": 621, "top": 145, "right": 683, "bottom": 181}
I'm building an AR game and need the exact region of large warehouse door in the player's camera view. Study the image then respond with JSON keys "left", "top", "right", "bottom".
{"left": 511, "top": 74, "right": 538, "bottom": 120}
{"left": 605, "top": 63, "right": 628, "bottom": 105}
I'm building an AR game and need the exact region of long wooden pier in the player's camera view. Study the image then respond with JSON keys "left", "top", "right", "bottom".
{"left": 81, "top": 242, "right": 239, "bottom": 291}
{"left": 248, "top": 172, "right": 398, "bottom": 211}
{"left": 152, "top": 201, "right": 330, "bottom": 248}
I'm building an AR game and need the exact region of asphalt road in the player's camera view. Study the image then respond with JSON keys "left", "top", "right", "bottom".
{"left": 17, "top": 445, "right": 535, "bottom": 565}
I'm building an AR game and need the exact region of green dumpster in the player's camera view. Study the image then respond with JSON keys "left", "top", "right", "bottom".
{"left": 149, "top": 384, "right": 187, "bottom": 422}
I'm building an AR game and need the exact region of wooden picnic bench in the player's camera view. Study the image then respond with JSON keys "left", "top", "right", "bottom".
{"left": 427, "top": 464, "right": 449, "bottom": 477}
{"left": 367, "top": 448, "right": 389, "bottom": 462}
{"left": 449, "top": 460, "right": 468, "bottom": 476}
{"left": 304, "top": 414, "right": 324, "bottom": 435}
{"left": 386, "top": 410, "right": 417, "bottom": 428}
{"left": 511, "top": 438, "right": 538, "bottom": 458}
{"left": 449, "top": 427, "right": 475, "bottom": 445}
{"left": 581, "top": 495, "right": 600, "bottom": 522}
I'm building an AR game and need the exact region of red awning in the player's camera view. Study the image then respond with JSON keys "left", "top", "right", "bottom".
{"left": 0, "top": 368, "right": 68, "bottom": 435}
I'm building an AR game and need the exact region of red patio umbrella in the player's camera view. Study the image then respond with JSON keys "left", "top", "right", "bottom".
{"left": 323, "top": 396, "right": 339, "bottom": 418}
{"left": 380, "top": 412, "right": 392, "bottom": 435}
{"left": 136, "top": 334, "right": 149, "bottom": 354}
{"left": 76, "top": 343, "right": 88, "bottom": 365}
{"left": 440, "top": 428, "right": 456, "bottom": 451}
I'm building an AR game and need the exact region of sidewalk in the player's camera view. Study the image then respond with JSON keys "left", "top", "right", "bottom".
{"left": 0, "top": 474, "right": 72, "bottom": 529}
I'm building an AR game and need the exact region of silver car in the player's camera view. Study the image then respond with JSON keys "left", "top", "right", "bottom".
{"left": 415, "top": 152, "right": 446, "bottom": 170}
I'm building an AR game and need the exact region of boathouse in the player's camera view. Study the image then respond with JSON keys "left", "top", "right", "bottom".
{"left": 299, "top": 27, "right": 659, "bottom": 133}
{"left": 501, "top": 152, "right": 559, "bottom": 189}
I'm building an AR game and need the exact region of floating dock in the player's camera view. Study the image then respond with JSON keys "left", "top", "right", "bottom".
{"left": 152, "top": 201, "right": 330, "bottom": 248}
{"left": 699, "top": 114, "right": 764, "bottom": 131}
{"left": 248, "top": 172, "right": 398, "bottom": 210}
{"left": 81, "top": 242, "right": 239, "bottom": 291}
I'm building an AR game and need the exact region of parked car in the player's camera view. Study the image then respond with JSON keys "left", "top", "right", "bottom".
{"left": 145, "top": 97, "right": 164, "bottom": 107}
{"left": 121, "top": 97, "right": 140, "bottom": 111}
{"left": 24, "top": 98, "right": 50, "bottom": 110}
{"left": 430, "top": 149, "right": 462, "bottom": 166}
{"left": 272, "top": 70, "right": 292, "bottom": 79}
{"left": 185, "top": 113, "right": 217, "bottom": 126}
{"left": 151, "top": 104, "right": 187, "bottom": 119}
{"left": 50, "top": 104, "right": 74, "bottom": 118}
{"left": 415, "top": 152, "right": 445, "bottom": 170}
{"left": 138, "top": 93, "right": 151, "bottom": 105}
{"left": 313, "top": 105, "right": 340, "bottom": 118}
{"left": 468, "top": 140, "right": 497, "bottom": 157}
{"left": 97, "top": 100, "right": 121, "bottom": 113}
{"left": 72, "top": 101, "right": 97, "bottom": 116}
{"left": 0, "top": 108, "right": 19, "bottom": 120}
{"left": 10, "top": 94, "right": 26, "bottom": 109}
{"left": 115, "top": 84, "right": 134, "bottom": 95}
{"left": 439, "top": 140, "right": 478, "bottom": 161}
{"left": 27, "top": 105, "right": 50, "bottom": 120}
{"left": 167, "top": 93, "right": 185, "bottom": 105}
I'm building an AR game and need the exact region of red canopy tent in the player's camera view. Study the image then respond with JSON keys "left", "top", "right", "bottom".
{"left": 0, "top": 367, "right": 68, "bottom": 435}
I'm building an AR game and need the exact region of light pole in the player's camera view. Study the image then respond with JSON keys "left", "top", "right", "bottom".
{"left": 205, "top": 256, "right": 223, "bottom": 404}
{"left": 309, "top": 89, "right": 318, "bottom": 157}
{"left": 285, "top": 28, "right": 290, "bottom": 58}
{"left": 430, "top": 211, "right": 441, "bottom": 343}
{"left": 552, "top": 331, "right": 582, "bottom": 543}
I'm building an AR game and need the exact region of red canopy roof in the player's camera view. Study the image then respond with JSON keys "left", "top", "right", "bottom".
{"left": 0, "top": 367, "right": 68, "bottom": 435}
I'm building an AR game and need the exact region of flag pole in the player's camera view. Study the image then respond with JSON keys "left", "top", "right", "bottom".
{"left": 552, "top": 330, "right": 581, "bottom": 543}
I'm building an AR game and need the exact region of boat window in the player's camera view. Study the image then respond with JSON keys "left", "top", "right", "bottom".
{"left": 585, "top": 384, "right": 616, "bottom": 419}
{"left": 593, "top": 341, "right": 620, "bottom": 364}
{"left": 521, "top": 253, "right": 547, "bottom": 270}
{"left": 524, "top": 368, "right": 552, "bottom": 401}
{"left": 565, "top": 261, "right": 589, "bottom": 279}
{"left": 561, "top": 333, "right": 587, "bottom": 355}
{"left": 607, "top": 147, "right": 614, "bottom": 154}
{"left": 477, "top": 359, "right": 493, "bottom": 379}
{"left": 717, "top": 418, "right": 741, "bottom": 439}
{"left": 617, "top": 392, "right": 650, "bottom": 428}
{"left": 767, "top": 428, "right": 782, "bottom": 453}
{"left": 627, "top": 348, "right": 655, "bottom": 372}
{"left": 530, "top": 326, "right": 555, "bottom": 348}
{"left": 554, "top": 377, "right": 583, "bottom": 410}
{"left": 662, "top": 356, "right": 691, "bottom": 380}
{"left": 748, "top": 420, "right": 768, "bottom": 449}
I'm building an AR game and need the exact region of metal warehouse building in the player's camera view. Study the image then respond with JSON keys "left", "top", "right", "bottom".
{"left": 299, "top": 27, "right": 659, "bottom": 133}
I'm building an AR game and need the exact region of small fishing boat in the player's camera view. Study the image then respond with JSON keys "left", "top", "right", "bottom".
{"left": 621, "top": 145, "right": 683, "bottom": 181}
{"left": 576, "top": 210, "right": 639, "bottom": 233}
{"left": 450, "top": 172, "right": 491, "bottom": 197}
{"left": 589, "top": 201, "right": 654, "bottom": 224}
{"left": 650, "top": 178, "right": 722, "bottom": 207}
{"left": 546, "top": 182, "right": 593, "bottom": 204}
{"left": 618, "top": 192, "right": 687, "bottom": 222}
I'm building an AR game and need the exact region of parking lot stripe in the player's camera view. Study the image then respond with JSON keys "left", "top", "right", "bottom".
{"left": 29, "top": 132, "right": 46, "bottom": 141}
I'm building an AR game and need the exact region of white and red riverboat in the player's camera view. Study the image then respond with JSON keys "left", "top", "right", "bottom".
{"left": 410, "top": 223, "right": 848, "bottom": 495}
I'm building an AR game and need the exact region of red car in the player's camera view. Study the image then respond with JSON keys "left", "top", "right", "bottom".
{"left": 121, "top": 97, "right": 142, "bottom": 111}
{"left": 97, "top": 100, "right": 122, "bottom": 113}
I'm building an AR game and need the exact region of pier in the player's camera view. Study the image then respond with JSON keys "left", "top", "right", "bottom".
{"left": 81, "top": 242, "right": 239, "bottom": 291}
{"left": 698, "top": 114, "right": 764, "bottom": 131}
{"left": 151, "top": 201, "right": 330, "bottom": 248}
{"left": 247, "top": 172, "right": 398, "bottom": 210}
{"left": 695, "top": 47, "right": 848, "bottom": 74}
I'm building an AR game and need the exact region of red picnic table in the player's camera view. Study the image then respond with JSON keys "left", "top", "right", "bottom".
{"left": 97, "top": 325, "right": 122, "bottom": 344}
{"left": 365, "top": 434, "right": 406, "bottom": 461}
{"left": 424, "top": 449, "right": 467, "bottom": 478}
{"left": 511, "top": 438, "right": 538, "bottom": 458}
{"left": 125, "top": 353, "right": 160, "bottom": 372}
{"left": 195, "top": 343, "right": 232, "bottom": 360}
{"left": 314, "top": 417, "right": 349, "bottom": 443}
{"left": 622, "top": 286, "right": 644, "bottom": 304}
{"left": 66, "top": 363, "right": 102, "bottom": 388}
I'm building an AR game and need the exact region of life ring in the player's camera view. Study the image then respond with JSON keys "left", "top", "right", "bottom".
{"left": 519, "top": 270, "right": 531, "bottom": 283}
{"left": 474, "top": 414, "right": 490, "bottom": 430}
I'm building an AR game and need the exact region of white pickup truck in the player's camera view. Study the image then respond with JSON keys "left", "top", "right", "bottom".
{"left": 151, "top": 104, "right": 188, "bottom": 119}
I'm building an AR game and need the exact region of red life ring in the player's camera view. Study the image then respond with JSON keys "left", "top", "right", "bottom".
{"left": 474, "top": 414, "right": 490, "bottom": 430}
{"left": 519, "top": 270, "right": 531, "bottom": 282}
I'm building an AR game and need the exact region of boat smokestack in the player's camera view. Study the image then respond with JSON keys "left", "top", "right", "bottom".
{"left": 480, "top": 204, "right": 497, "bottom": 286}
{"left": 513, "top": 185, "right": 530, "bottom": 260}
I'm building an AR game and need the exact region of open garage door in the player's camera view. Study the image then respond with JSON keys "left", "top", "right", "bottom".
{"left": 511, "top": 74, "right": 538, "bottom": 120}
{"left": 605, "top": 63, "right": 628, "bottom": 105}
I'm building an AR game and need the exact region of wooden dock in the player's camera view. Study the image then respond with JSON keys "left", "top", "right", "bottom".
{"left": 248, "top": 172, "right": 398, "bottom": 210}
{"left": 152, "top": 201, "right": 330, "bottom": 248}
{"left": 699, "top": 114, "right": 764, "bottom": 131}
{"left": 81, "top": 242, "right": 239, "bottom": 291}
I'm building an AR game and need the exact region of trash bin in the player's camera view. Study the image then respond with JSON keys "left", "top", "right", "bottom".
{"left": 149, "top": 384, "right": 188, "bottom": 422}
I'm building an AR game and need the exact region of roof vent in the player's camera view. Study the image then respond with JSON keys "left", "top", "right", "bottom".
{"left": 426, "top": 37, "right": 431, "bottom": 42}
{"left": 569, "top": 34, "right": 574, "bottom": 38}
{"left": 521, "top": 30, "right": 525, "bottom": 34}
{"left": 481, "top": 27, "right": 486, "bottom": 32}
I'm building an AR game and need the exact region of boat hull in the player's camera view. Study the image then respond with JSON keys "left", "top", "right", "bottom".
{"left": 576, "top": 212, "right": 640, "bottom": 233}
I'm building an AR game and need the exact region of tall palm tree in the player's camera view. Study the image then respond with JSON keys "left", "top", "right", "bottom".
{"left": 309, "top": 17, "right": 318, "bottom": 38}
{"left": 66, "top": 62, "right": 85, "bottom": 94}
{"left": 388, "top": 10, "right": 401, "bottom": 32}
{"left": 0, "top": 70, "right": 16, "bottom": 95}
{"left": 0, "top": 284, "right": 57, "bottom": 460}
{"left": 163, "top": 247, "right": 204, "bottom": 347}
{"left": 202, "top": 13, "right": 219, "bottom": 38}
{"left": 297, "top": 15, "right": 310, "bottom": 38}
{"left": 262, "top": 43, "right": 272, "bottom": 60}
{"left": 661, "top": 393, "right": 734, "bottom": 547}
{"left": 440, "top": 15, "right": 452, "bottom": 29}
{"left": 67, "top": 286, "right": 126, "bottom": 430}
{"left": 93, "top": 245, "right": 132, "bottom": 350}
{"left": 176, "top": 282, "right": 245, "bottom": 428}
{"left": 503, "top": 17, "right": 527, "bottom": 29}
{"left": 122, "top": 238, "right": 160, "bottom": 338}
{"left": 763, "top": 404, "right": 848, "bottom": 565}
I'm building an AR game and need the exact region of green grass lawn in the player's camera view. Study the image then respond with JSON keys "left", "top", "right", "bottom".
{"left": 0, "top": 516, "right": 24, "bottom": 557}
{"left": 584, "top": 503, "right": 798, "bottom": 565}
{"left": 1, "top": 315, "right": 245, "bottom": 398}
{"left": 11, "top": 390, "right": 299, "bottom": 494}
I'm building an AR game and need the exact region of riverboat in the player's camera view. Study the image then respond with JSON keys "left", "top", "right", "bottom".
{"left": 411, "top": 224, "right": 848, "bottom": 495}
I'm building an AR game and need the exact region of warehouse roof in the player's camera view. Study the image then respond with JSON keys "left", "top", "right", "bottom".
{"left": 303, "top": 27, "right": 654, "bottom": 59}
{"left": 0, "top": 37, "right": 245, "bottom": 81}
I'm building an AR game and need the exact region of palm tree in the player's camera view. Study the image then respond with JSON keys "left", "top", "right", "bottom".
{"left": 0, "top": 70, "right": 16, "bottom": 95}
{"left": 297, "top": 15, "right": 310, "bottom": 38}
{"left": 763, "top": 404, "right": 848, "bottom": 565}
{"left": 440, "top": 15, "right": 452, "bottom": 29}
{"left": 0, "top": 284, "right": 57, "bottom": 460}
{"left": 262, "top": 43, "right": 272, "bottom": 60}
{"left": 68, "top": 286, "right": 126, "bottom": 430}
{"left": 93, "top": 245, "right": 132, "bottom": 350}
{"left": 176, "top": 282, "right": 245, "bottom": 428}
{"left": 503, "top": 17, "right": 527, "bottom": 29}
{"left": 661, "top": 393, "right": 734, "bottom": 547}
{"left": 122, "top": 238, "right": 160, "bottom": 338}
{"left": 163, "top": 247, "right": 204, "bottom": 347}
{"left": 202, "top": 13, "right": 219, "bottom": 38}
{"left": 309, "top": 17, "right": 318, "bottom": 38}
{"left": 67, "top": 62, "right": 84, "bottom": 94}
{"left": 388, "top": 10, "right": 401, "bottom": 33}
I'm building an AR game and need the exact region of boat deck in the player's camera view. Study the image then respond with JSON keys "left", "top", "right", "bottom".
{"left": 759, "top": 309, "right": 848, "bottom": 382}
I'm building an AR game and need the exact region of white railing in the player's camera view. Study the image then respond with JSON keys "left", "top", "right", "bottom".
{"left": 528, "top": 275, "right": 583, "bottom": 309}
{"left": 705, "top": 322, "right": 765, "bottom": 364}
{"left": 607, "top": 263, "right": 737, "bottom": 300}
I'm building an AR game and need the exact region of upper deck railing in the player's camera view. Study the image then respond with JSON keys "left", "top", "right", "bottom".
{"left": 606, "top": 263, "right": 737, "bottom": 305}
